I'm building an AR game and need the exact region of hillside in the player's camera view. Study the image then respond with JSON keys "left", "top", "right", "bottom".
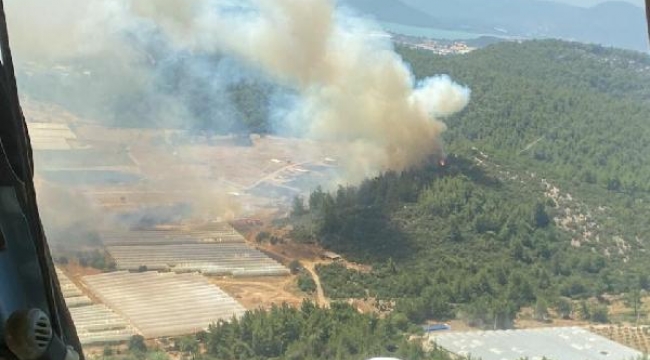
{"left": 342, "top": 0, "right": 649, "bottom": 51}
{"left": 409, "top": 41, "right": 650, "bottom": 174}
{"left": 343, "top": 0, "right": 436, "bottom": 27}
{"left": 403, "top": 40, "right": 650, "bottom": 248}
{"left": 288, "top": 40, "right": 650, "bottom": 328}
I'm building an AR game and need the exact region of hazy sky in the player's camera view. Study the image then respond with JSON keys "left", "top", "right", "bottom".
{"left": 550, "top": 0, "right": 644, "bottom": 7}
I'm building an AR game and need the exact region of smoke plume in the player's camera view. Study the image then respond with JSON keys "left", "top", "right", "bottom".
{"left": 6, "top": 0, "right": 470, "bottom": 179}
{"left": 145, "top": 0, "right": 472, "bottom": 176}
{"left": 8, "top": 0, "right": 472, "bottom": 249}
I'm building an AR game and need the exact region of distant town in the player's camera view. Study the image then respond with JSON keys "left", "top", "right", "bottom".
{"left": 390, "top": 33, "right": 478, "bottom": 55}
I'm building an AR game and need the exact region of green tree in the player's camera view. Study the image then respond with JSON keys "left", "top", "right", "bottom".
{"left": 590, "top": 304, "right": 609, "bottom": 323}
{"left": 555, "top": 298, "right": 573, "bottom": 319}
{"left": 128, "top": 335, "right": 147, "bottom": 354}
{"left": 534, "top": 298, "right": 549, "bottom": 322}
{"left": 255, "top": 231, "right": 270, "bottom": 243}
{"left": 578, "top": 301, "right": 591, "bottom": 321}
{"left": 291, "top": 196, "right": 307, "bottom": 217}
{"left": 297, "top": 273, "right": 316, "bottom": 293}
{"left": 102, "top": 346, "right": 113, "bottom": 358}
{"left": 624, "top": 288, "right": 642, "bottom": 324}
{"left": 178, "top": 336, "right": 199, "bottom": 360}
{"left": 447, "top": 223, "right": 463, "bottom": 242}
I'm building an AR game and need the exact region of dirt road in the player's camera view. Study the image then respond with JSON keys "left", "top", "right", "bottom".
{"left": 303, "top": 262, "right": 329, "bottom": 308}
{"left": 254, "top": 243, "right": 331, "bottom": 307}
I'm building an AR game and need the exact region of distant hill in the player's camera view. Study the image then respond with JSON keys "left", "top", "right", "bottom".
{"left": 342, "top": 0, "right": 436, "bottom": 27}
{"left": 342, "top": 0, "right": 649, "bottom": 52}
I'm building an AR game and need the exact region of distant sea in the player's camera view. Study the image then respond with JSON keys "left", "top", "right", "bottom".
{"left": 379, "top": 22, "right": 507, "bottom": 40}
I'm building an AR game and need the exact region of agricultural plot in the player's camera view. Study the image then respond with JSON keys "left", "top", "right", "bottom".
{"left": 82, "top": 271, "right": 246, "bottom": 338}
{"left": 34, "top": 149, "right": 135, "bottom": 170}
{"left": 106, "top": 244, "right": 288, "bottom": 276}
{"left": 102, "top": 228, "right": 289, "bottom": 276}
{"left": 55, "top": 269, "right": 135, "bottom": 345}
{"left": 100, "top": 228, "right": 245, "bottom": 246}
{"left": 28, "top": 122, "right": 76, "bottom": 150}
{"left": 69, "top": 305, "right": 136, "bottom": 345}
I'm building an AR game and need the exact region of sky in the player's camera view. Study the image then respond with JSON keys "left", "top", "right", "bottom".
{"left": 550, "top": 0, "right": 644, "bottom": 7}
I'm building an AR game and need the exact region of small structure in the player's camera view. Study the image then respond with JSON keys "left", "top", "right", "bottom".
{"left": 322, "top": 251, "right": 342, "bottom": 261}
{"left": 431, "top": 327, "right": 642, "bottom": 360}
{"left": 423, "top": 324, "right": 451, "bottom": 333}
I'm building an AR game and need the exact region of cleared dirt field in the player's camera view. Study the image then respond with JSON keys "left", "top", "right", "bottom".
{"left": 257, "top": 241, "right": 325, "bottom": 262}
{"left": 208, "top": 275, "right": 309, "bottom": 310}
{"left": 59, "top": 262, "right": 103, "bottom": 279}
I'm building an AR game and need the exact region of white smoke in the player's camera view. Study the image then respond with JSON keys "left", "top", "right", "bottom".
{"left": 5, "top": 0, "right": 470, "bottom": 179}
{"left": 150, "top": 0, "right": 471, "bottom": 177}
